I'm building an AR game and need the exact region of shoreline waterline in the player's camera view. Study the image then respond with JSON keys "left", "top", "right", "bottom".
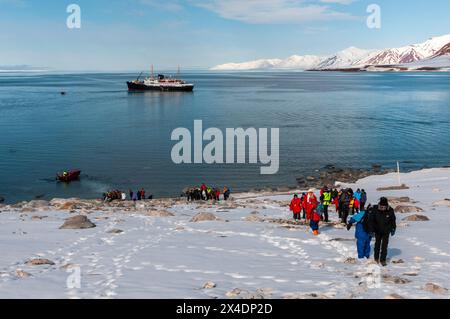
{"left": 0, "top": 165, "right": 445, "bottom": 208}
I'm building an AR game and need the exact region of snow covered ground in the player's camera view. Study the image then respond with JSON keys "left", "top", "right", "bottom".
{"left": 0, "top": 168, "right": 449, "bottom": 299}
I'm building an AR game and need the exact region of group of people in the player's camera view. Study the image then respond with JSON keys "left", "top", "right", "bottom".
{"left": 102, "top": 188, "right": 153, "bottom": 202}
{"left": 289, "top": 187, "right": 396, "bottom": 266}
{"left": 185, "top": 184, "right": 231, "bottom": 202}
{"left": 129, "top": 188, "right": 152, "bottom": 201}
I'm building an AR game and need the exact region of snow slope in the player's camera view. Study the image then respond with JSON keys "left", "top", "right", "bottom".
{"left": 0, "top": 168, "right": 449, "bottom": 299}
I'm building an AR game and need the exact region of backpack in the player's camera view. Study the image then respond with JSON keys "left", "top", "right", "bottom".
{"left": 361, "top": 206, "right": 374, "bottom": 234}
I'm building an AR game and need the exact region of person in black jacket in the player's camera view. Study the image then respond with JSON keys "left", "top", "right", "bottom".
{"left": 369, "top": 197, "right": 396, "bottom": 266}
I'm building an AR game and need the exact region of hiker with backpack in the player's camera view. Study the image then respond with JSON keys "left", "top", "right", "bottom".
{"left": 360, "top": 189, "right": 367, "bottom": 211}
{"left": 339, "top": 189, "right": 351, "bottom": 224}
{"left": 370, "top": 197, "right": 397, "bottom": 266}
{"left": 347, "top": 205, "right": 373, "bottom": 259}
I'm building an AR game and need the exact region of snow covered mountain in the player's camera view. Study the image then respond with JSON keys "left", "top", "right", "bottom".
{"left": 358, "top": 34, "right": 450, "bottom": 66}
{"left": 274, "top": 55, "right": 324, "bottom": 69}
{"left": 211, "top": 34, "right": 450, "bottom": 71}
{"left": 211, "top": 58, "right": 282, "bottom": 71}
{"left": 316, "top": 47, "right": 373, "bottom": 70}
{"left": 211, "top": 55, "right": 323, "bottom": 71}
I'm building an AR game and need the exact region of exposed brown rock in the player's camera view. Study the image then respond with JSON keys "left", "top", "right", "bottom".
{"left": 385, "top": 293, "right": 405, "bottom": 299}
{"left": 190, "top": 212, "right": 221, "bottom": 222}
{"left": 402, "top": 214, "right": 430, "bottom": 222}
{"left": 243, "top": 215, "right": 262, "bottom": 222}
{"left": 382, "top": 274, "right": 411, "bottom": 284}
{"left": 146, "top": 210, "right": 174, "bottom": 217}
{"left": 203, "top": 282, "right": 217, "bottom": 289}
{"left": 423, "top": 283, "right": 448, "bottom": 295}
{"left": 107, "top": 229, "right": 123, "bottom": 234}
{"left": 59, "top": 215, "right": 96, "bottom": 229}
{"left": 394, "top": 205, "right": 424, "bottom": 213}
{"left": 377, "top": 184, "right": 409, "bottom": 191}
{"left": 26, "top": 258, "right": 55, "bottom": 266}
{"left": 16, "top": 270, "right": 31, "bottom": 278}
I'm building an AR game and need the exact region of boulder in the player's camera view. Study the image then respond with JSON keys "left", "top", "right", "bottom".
{"left": 243, "top": 215, "right": 262, "bottom": 222}
{"left": 146, "top": 210, "right": 174, "bottom": 217}
{"left": 433, "top": 199, "right": 450, "bottom": 207}
{"left": 377, "top": 184, "right": 409, "bottom": 192}
{"left": 382, "top": 275, "right": 411, "bottom": 284}
{"left": 203, "top": 282, "right": 217, "bottom": 289}
{"left": 385, "top": 293, "right": 405, "bottom": 299}
{"left": 387, "top": 196, "right": 410, "bottom": 203}
{"left": 190, "top": 212, "right": 221, "bottom": 222}
{"left": 0, "top": 196, "right": 4, "bottom": 203}
{"left": 26, "top": 258, "right": 55, "bottom": 266}
{"left": 394, "top": 205, "right": 424, "bottom": 213}
{"left": 423, "top": 283, "right": 448, "bottom": 295}
{"left": 24, "top": 200, "right": 50, "bottom": 210}
{"left": 376, "top": 184, "right": 409, "bottom": 191}
{"left": 59, "top": 215, "right": 96, "bottom": 229}
{"left": 402, "top": 214, "right": 430, "bottom": 222}
{"left": 107, "top": 229, "right": 123, "bottom": 234}
{"left": 225, "top": 288, "right": 242, "bottom": 298}
{"left": 16, "top": 270, "right": 31, "bottom": 278}
{"left": 31, "top": 215, "right": 48, "bottom": 221}
{"left": 344, "top": 257, "right": 357, "bottom": 264}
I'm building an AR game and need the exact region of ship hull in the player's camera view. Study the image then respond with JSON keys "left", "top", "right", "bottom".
{"left": 127, "top": 81, "right": 194, "bottom": 92}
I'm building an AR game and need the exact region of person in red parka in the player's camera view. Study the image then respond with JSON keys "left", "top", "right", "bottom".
{"left": 304, "top": 188, "right": 318, "bottom": 221}
{"left": 289, "top": 194, "right": 302, "bottom": 220}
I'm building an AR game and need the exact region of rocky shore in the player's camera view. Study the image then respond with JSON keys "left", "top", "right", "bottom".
{"left": 0, "top": 164, "right": 410, "bottom": 213}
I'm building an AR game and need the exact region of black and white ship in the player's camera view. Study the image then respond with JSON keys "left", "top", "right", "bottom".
{"left": 127, "top": 68, "right": 194, "bottom": 92}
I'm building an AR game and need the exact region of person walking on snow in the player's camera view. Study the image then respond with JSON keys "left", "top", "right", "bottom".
{"left": 339, "top": 189, "right": 351, "bottom": 224}
{"left": 304, "top": 189, "right": 318, "bottom": 222}
{"left": 289, "top": 194, "right": 302, "bottom": 220}
{"left": 310, "top": 204, "right": 322, "bottom": 236}
{"left": 370, "top": 197, "right": 396, "bottom": 266}
{"left": 300, "top": 193, "right": 307, "bottom": 219}
{"left": 347, "top": 206, "right": 373, "bottom": 259}
{"left": 320, "top": 186, "right": 332, "bottom": 222}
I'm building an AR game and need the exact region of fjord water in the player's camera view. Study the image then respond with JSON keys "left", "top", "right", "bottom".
{"left": 1, "top": 71, "right": 450, "bottom": 203}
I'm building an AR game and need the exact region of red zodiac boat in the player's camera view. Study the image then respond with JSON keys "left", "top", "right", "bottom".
{"left": 56, "top": 170, "right": 81, "bottom": 182}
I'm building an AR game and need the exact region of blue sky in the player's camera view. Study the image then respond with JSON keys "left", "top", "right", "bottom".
{"left": 1, "top": 0, "right": 449, "bottom": 70}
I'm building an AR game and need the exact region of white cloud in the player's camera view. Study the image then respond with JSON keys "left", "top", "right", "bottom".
{"left": 138, "top": 0, "right": 184, "bottom": 12}
{"left": 190, "top": 0, "right": 357, "bottom": 24}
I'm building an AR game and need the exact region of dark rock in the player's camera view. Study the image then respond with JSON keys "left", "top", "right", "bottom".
{"left": 107, "top": 229, "right": 123, "bottom": 234}
{"left": 0, "top": 196, "right": 4, "bottom": 203}
{"left": 377, "top": 184, "right": 409, "bottom": 191}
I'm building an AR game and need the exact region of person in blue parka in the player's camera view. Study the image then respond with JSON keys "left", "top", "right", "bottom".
{"left": 346, "top": 206, "right": 373, "bottom": 259}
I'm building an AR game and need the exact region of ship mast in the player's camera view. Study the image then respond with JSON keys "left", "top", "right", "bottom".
{"left": 151, "top": 64, "right": 154, "bottom": 79}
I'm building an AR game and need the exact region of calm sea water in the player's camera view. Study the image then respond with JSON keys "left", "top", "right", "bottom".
{"left": 1, "top": 71, "right": 450, "bottom": 203}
